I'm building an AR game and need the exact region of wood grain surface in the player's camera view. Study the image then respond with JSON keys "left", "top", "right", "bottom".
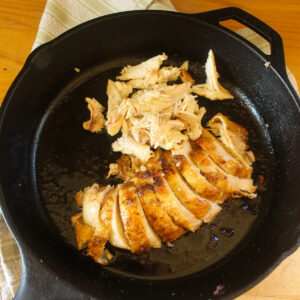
{"left": 0, "top": 0, "right": 299, "bottom": 299}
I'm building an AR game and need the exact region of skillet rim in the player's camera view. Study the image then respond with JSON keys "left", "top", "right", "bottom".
{"left": 0, "top": 8, "right": 299, "bottom": 299}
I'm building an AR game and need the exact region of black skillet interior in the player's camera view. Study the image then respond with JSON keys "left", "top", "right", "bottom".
{"left": 0, "top": 8, "right": 299, "bottom": 300}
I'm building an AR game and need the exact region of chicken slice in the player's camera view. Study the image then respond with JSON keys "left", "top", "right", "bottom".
{"left": 74, "top": 190, "right": 84, "bottom": 207}
{"left": 152, "top": 171, "right": 202, "bottom": 231}
{"left": 133, "top": 172, "right": 185, "bottom": 242}
{"left": 192, "top": 50, "right": 234, "bottom": 100}
{"left": 108, "top": 188, "right": 130, "bottom": 250}
{"left": 83, "top": 97, "right": 105, "bottom": 133}
{"left": 160, "top": 151, "right": 221, "bottom": 221}
{"left": 119, "top": 182, "right": 161, "bottom": 253}
{"left": 207, "top": 113, "right": 255, "bottom": 171}
{"left": 80, "top": 184, "right": 111, "bottom": 228}
{"left": 190, "top": 142, "right": 257, "bottom": 198}
{"left": 87, "top": 187, "right": 115, "bottom": 264}
{"left": 71, "top": 213, "right": 95, "bottom": 250}
{"left": 195, "top": 129, "right": 251, "bottom": 178}
{"left": 172, "top": 141, "right": 229, "bottom": 203}
{"left": 117, "top": 53, "right": 168, "bottom": 80}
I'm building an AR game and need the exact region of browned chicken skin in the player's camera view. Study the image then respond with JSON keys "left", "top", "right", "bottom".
{"left": 189, "top": 142, "right": 257, "bottom": 198}
{"left": 158, "top": 151, "right": 210, "bottom": 218}
{"left": 160, "top": 151, "right": 222, "bottom": 221}
{"left": 207, "top": 113, "right": 255, "bottom": 172}
{"left": 133, "top": 172, "right": 185, "bottom": 242}
{"left": 173, "top": 154, "right": 229, "bottom": 203}
{"left": 195, "top": 129, "right": 251, "bottom": 178}
{"left": 118, "top": 182, "right": 152, "bottom": 254}
{"left": 152, "top": 171, "right": 202, "bottom": 231}
{"left": 87, "top": 188, "right": 115, "bottom": 264}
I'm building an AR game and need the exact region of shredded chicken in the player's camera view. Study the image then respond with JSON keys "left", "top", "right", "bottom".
{"left": 104, "top": 54, "right": 211, "bottom": 161}
{"left": 83, "top": 51, "right": 237, "bottom": 160}
{"left": 158, "top": 66, "right": 181, "bottom": 83}
{"left": 84, "top": 51, "right": 236, "bottom": 159}
{"left": 83, "top": 97, "right": 105, "bottom": 133}
{"left": 192, "top": 50, "right": 234, "bottom": 100}
{"left": 105, "top": 80, "right": 133, "bottom": 136}
{"left": 117, "top": 53, "right": 167, "bottom": 80}
{"left": 112, "top": 135, "right": 154, "bottom": 162}
{"left": 180, "top": 69, "right": 195, "bottom": 85}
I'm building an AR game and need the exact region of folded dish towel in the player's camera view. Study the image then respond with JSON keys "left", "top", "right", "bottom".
{"left": 0, "top": 1, "right": 298, "bottom": 299}
{"left": 32, "top": 0, "right": 175, "bottom": 49}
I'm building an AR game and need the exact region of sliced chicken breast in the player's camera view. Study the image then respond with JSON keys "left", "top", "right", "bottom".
{"left": 152, "top": 172, "right": 202, "bottom": 231}
{"left": 160, "top": 151, "right": 221, "bottom": 221}
{"left": 71, "top": 213, "right": 95, "bottom": 250}
{"left": 207, "top": 113, "right": 255, "bottom": 172}
{"left": 119, "top": 182, "right": 160, "bottom": 253}
{"left": 134, "top": 193, "right": 161, "bottom": 249}
{"left": 172, "top": 153, "right": 229, "bottom": 203}
{"left": 133, "top": 172, "right": 185, "bottom": 242}
{"left": 81, "top": 184, "right": 112, "bottom": 228}
{"left": 108, "top": 188, "right": 130, "bottom": 250}
{"left": 195, "top": 129, "right": 251, "bottom": 178}
{"left": 87, "top": 187, "right": 115, "bottom": 264}
{"left": 189, "top": 143, "right": 257, "bottom": 198}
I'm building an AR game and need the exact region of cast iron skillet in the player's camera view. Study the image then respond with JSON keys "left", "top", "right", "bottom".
{"left": 0, "top": 7, "right": 299, "bottom": 300}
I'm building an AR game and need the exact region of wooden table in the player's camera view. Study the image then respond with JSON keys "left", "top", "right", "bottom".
{"left": 0, "top": 0, "right": 299, "bottom": 299}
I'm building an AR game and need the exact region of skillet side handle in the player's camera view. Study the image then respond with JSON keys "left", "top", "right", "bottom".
{"left": 193, "top": 7, "right": 291, "bottom": 84}
{"left": 14, "top": 249, "right": 87, "bottom": 300}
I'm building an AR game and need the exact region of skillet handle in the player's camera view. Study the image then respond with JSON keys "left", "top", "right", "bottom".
{"left": 193, "top": 7, "right": 289, "bottom": 82}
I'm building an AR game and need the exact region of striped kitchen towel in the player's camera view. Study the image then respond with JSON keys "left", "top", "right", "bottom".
{"left": 32, "top": 0, "right": 175, "bottom": 49}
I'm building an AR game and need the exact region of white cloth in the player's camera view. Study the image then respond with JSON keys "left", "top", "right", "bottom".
{"left": 32, "top": 0, "right": 175, "bottom": 49}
